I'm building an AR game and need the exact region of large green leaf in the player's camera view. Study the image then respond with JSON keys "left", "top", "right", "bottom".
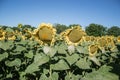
{"left": 39, "top": 74, "right": 49, "bottom": 80}
{"left": 28, "top": 41, "right": 38, "bottom": 47}
{"left": 48, "top": 47, "right": 57, "bottom": 57}
{"left": 67, "top": 45, "right": 75, "bottom": 55}
{"left": 0, "top": 41, "right": 14, "bottom": 50}
{"left": 57, "top": 43, "right": 67, "bottom": 54}
{"left": 81, "top": 65, "right": 119, "bottom": 80}
{"left": 25, "top": 50, "right": 34, "bottom": 58}
{"left": 65, "top": 54, "right": 80, "bottom": 65}
{"left": 51, "top": 59, "right": 70, "bottom": 70}
{"left": 14, "top": 45, "right": 26, "bottom": 52}
{"left": 89, "top": 56, "right": 101, "bottom": 66}
{"left": 76, "top": 58, "right": 91, "bottom": 69}
{"left": 25, "top": 63, "right": 40, "bottom": 74}
{"left": 0, "top": 52, "right": 8, "bottom": 61}
{"left": 5, "top": 58, "right": 21, "bottom": 67}
{"left": 50, "top": 72, "right": 59, "bottom": 80}
{"left": 76, "top": 46, "right": 89, "bottom": 54}
{"left": 10, "top": 52, "right": 21, "bottom": 55}
{"left": 43, "top": 46, "right": 57, "bottom": 57}
{"left": 34, "top": 53, "right": 49, "bottom": 66}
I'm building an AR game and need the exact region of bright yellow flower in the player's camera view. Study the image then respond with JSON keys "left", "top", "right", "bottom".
{"left": 33, "top": 23, "right": 56, "bottom": 46}
{"left": 89, "top": 44, "right": 98, "bottom": 56}
{"left": 62, "top": 26, "right": 86, "bottom": 46}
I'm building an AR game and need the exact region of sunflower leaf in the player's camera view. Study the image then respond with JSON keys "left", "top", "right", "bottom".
{"left": 50, "top": 59, "right": 70, "bottom": 70}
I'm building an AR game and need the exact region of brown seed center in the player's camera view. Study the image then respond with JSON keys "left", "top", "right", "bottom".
{"left": 38, "top": 27, "right": 53, "bottom": 42}
{"left": 90, "top": 45, "right": 98, "bottom": 54}
{"left": 68, "top": 29, "right": 82, "bottom": 43}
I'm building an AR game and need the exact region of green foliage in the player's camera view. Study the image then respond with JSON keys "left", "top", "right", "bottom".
{"left": 0, "top": 52, "right": 8, "bottom": 61}
{"left": 5, "top": 58, "right": 21, "bottom": 67}
{"left": 51, "top": 59, "right": 70, "bottom": 70}
{"left": 69, "top": 24, "right": 81, "bottom": 28}
{"left": 107, "top": 26, "right": 120, "bottom": 36}
{"left": 76, "top": 58, "right": 91, "bottom": 69}
{"left": 54, "top": 23, "right": 68, "bottom": 34}
{"left": 85, "top": 23, "right": 106, "bottom": 36}
{"left": 81, "top": 65, "right": 119, "bottom": 80}
{"left": 0, "top": 25, "right": 120, "bottom": 80}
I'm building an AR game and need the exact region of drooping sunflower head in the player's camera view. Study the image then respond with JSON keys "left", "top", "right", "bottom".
{"left": 83, "top": 36, "right": 91, "bottom": 42}
{"left": 59, "top": 31, "right": 66, "bottom": 40}
{"left": 90, "top": 36, "right": 96, "bottom": 41}
{"left": 117, "top": 36, "right": 120, "bottom": 43}
{"left": 21, "top": 29, "right": 32, "bottom": 40}
{"left": 0, "top": 29, "right": 5, "bottom": 40}
{"left": 17, "top": 24, "right": 22, "bottom": 28}
{"left": 5, "top": 31, "right": 16, "bottom": 40}
{"left": 97, "top": 37, "right": 107, "bottom": 49}
{"left": 105, "top": 36, "right": 114, "bottom": 43}
{"left": 89, "top": 44, "right": 98, "bottom": 56}
{"left": 33, "top": 23, "right": 56, "bottom": 46}
{"left": 63, "top": 26, "right": 86, "bottom": 46}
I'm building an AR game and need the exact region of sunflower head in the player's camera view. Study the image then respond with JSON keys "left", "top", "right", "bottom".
{"left": 5, "top": 31, "right": 16, "bottom": 40}
{"left": 90, "top": 36, "right": 96, "bottom": 41}
{"left": 89, "top": 44, "right": 98, "bottom": 56}
{"left": 105, "top": 36, "right": 114, "bottom": 43}
{"left": 0, "top": 29, "right": 5, "bottom": 40}
{"left": 18, "top": 24, "right": 22, "bottom": 28}
{"left": 97, "top": 37, "right": 107, "bottom": 50}
{"left": 83, "top": 36, "right": 91, "bottom": 42}
{"left": 63, "top": 26, "right": 86, "bottom": 46}
{"left": 21, "top": 29, "right": 32, "bottom": 40}
{"left": 117, "top": 36, "right": 120, "bottom": 43}
{"left": 33, "top": 23, "right": 56, "bottom": 46}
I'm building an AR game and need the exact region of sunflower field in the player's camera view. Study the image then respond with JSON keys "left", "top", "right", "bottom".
{"left": 0, "top": 23, "right": 120, "bottom": 80}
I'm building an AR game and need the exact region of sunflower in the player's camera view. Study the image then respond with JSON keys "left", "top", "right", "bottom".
{"left": 83, "top": 36, "right": 91, "bottom": 42}
{"left": 90, "top": 36, "right": 96, "bottom": 41}
{"left": 5, "top": 31, "right": 16, "bottom": 40}
{"left": 59, "top": 31, "right": 66, "bottom": 40}
{"left": 106, "top": 36, "right": 116, "bottom": 50}
{"left": 117, "top": 36, "right": 120, "bottom": 43}
{"left": 33, "top": 23, "right": 56, "bottom": 46}
{"left": 21, "top": 29, "right": 32, "bottom": 40}
{"left": 97, "top": 37, "right": 107, "bottom": 50}
{"left": 14, "top": 30, "right": 22, "bottom": 36}
{"left": 62, "top": 26, "right": 86, "bottom": 46}
{"left": 18, "top": 24, "right": 22, "bottom": 28}
{"left": 0, "top": 29, "right": 5, "bottom": 40}
{"left": 89, "top": 44, "right": 98, "bottom": 56}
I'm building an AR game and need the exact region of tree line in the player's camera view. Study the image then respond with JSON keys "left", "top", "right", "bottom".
{"left": 0, "top": 23, "right": 120, "bottom": 37}
{"left": 54, "top": 23, "right": 120, "bottom": 37}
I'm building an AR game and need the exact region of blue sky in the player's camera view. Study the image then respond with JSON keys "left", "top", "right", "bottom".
{"left": 0, "top": 0, "right": 120, "bottom": 28}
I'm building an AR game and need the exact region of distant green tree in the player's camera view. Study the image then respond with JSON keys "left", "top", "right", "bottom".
{"left": 54, "top": 24, "right": 68, "bottom": 34}
{"left": 107, "top": 26, "right": 120, "bottom": 37}
{"left": 69, "top": 24, "right": 81, "bottom": 28}
{"left": 85, "top": 23, "right": 106, "bottom": 36}
{"left": 0, "top": 26, "right": 8, "bottom": 30}
{"left": 23, "top": 25, "right": 35, "bottom": 30}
